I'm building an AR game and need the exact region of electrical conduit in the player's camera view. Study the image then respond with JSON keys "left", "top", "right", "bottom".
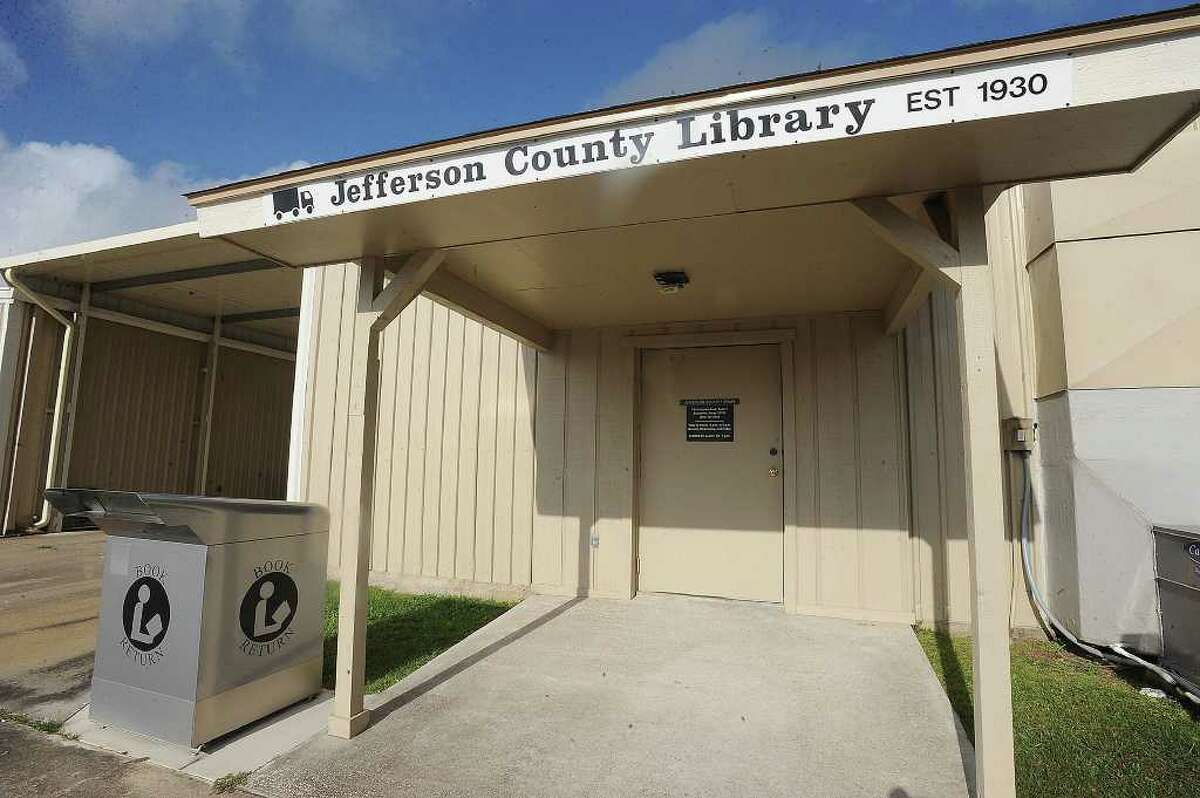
{"left": 1016, "top": 450, "right": 1200, "bottom": 705}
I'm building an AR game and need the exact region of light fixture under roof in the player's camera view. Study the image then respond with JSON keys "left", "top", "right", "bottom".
{"left": 653, "top": 270, "right": 689, "bottom": 294}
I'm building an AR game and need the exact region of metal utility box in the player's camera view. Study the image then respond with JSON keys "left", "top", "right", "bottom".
{"left": 45, "top": 489, "right": 329, "bottom": 747}
{"left": 1152, "top": 525, "right": 1200, "bottom": 692}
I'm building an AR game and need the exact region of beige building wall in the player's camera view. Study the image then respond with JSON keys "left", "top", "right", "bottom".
{"left": 302, "top": 258, "right": 1000, "bottom": 625}
{"left": 298, "top": 263, "right": 536, "bottom": 600}
{"left": 1025, "top": 117, "right": 1200, "bottom": 396}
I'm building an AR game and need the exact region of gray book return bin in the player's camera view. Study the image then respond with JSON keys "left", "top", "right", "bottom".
{"left": 45, "top": 489, "right": 330, "bottom": 747}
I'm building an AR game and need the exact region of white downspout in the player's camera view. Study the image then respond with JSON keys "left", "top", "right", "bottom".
{"left": 2, "top": 268, "right": 76, "bottom": 530}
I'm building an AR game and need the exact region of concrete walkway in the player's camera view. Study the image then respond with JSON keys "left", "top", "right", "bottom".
{"left": 253, "top": 594, "right": 973, "bottom": 798}
{"left": 0, "top": 531, "right": 103, "bottom": 722}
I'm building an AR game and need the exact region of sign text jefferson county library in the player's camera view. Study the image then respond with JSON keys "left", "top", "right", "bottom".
{"left": 262, "top": 55, "right": 1073, "bottom": 225}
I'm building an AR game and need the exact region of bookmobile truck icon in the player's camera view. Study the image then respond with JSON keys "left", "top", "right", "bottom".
{"left": 272, "top": 187, "right": 315, "bottom": 220}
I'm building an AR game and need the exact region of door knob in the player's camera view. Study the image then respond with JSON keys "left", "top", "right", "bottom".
{"left": 767, "top": 466, "right": 780, "bottom": 478}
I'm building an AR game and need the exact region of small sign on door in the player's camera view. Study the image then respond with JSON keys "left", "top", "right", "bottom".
{"left": 681, "top": 398, "right": 739, "bottom": 442}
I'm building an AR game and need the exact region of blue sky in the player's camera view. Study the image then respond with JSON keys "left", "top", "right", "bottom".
{"left": 0, "top": 0, "right": 1188, "bottom": 254}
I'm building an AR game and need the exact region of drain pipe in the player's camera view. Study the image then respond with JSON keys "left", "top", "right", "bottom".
{"left": 1015, "top": 451, "right": 1200, "bottom": 705}
{"left": 2, "top": 268, "right": 76, "bottom": 530}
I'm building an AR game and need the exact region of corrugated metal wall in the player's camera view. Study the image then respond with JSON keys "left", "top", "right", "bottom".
{"left": 3, "top": 313, "right": 295, "bottom": 531}
{"left": 67, "top": 318, "right": 206, "bottom": 493}
{"left": 206, "top": 346, "right": 295, "bottom": 499}
{"left": 300, "top": 263, "right": 536, "bottom": 593}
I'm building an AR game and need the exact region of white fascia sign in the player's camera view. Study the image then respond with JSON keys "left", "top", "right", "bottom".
{"left": 258, "top": 55, "right": 1074, "bottom": 227}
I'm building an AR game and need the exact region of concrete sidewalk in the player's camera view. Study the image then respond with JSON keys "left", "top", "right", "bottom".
{"left": 0, "top": 531, "right": 104, "bottom": 723}
{"left": 253, "top": 594, "right": 973, "bottom": 798}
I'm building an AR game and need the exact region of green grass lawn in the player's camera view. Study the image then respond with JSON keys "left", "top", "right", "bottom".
{"left": 322, "top": 583, "right": 514, "bottom": 694}
{"left": 916, "top": 628, "right": 1200, "bottom": 798}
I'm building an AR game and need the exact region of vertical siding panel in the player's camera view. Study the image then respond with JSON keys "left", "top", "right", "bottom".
{"left": 563, "top": 330, "right": 599, "bottom": 595}
{"left": 510, "top": 347, "right": 537, "bottom": 586}
{"left": 403, "top": 298, "right": 433, "bottom": 575}
{"left": 474, "top": 329, "right": 500, "bottom": 583}
{"left": 905, "top": 303, "right": 944, "bottom": 625}
{"left": 337, "top": 262, "right": 374, "bottom": 582}
{"left": 492, "top": 337, "right": 518, "bottom": 584}
{"left": 305, "top": 268, "right": 338, "bottom": 515}
{"left": 67, "top": 318, "right": 205, "bottom": 495}
{"left": 297, "top": 270, "right": 325, "bottom": 500}
{"left": 793, "top": 318, "right": 820, "bottom": 608}
{"left": 371, "top": 317, "right": 399, "bottom": 571}
{"left": 386, "top": 306, "right": 417, "bottom": 574}
{"left": 421, "top": 303, "right": 449, "bottom": 576}
{"left": 853, "top": 315, "right": 907, "bottom": 614}
{"left": 593, "top": 330, "right": 634, "bottom": 598}
{"left": 814, "top": 316, "right": 859, "bottom": 609}
{"left": 932, "top": 289, "right": 972, "bottom": 624}
{"left": 437, "top": 313, "right": 465, "bottom": 579}
{"left": 326, "top": 265, "right": 359, "bottom": 569}
{"left": 455, "top": 322, "right": 483, "bottom": 579}
{"left": 532, "top": 336, "right": 568, "bottom": 589}
{"left": 206, "top": 347, "right": 293, "bottom": 499}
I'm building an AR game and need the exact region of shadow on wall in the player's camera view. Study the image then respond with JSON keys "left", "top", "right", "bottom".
{"left": 532, "top": 313, "right": 926, "bottom": 608}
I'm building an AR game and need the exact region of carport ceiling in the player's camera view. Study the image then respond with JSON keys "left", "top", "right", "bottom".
{"left": 1, "top": 222, "right": 303, "bottom": 340}
{"left": 105, "top": 270, "right": 301, "bottom": 338}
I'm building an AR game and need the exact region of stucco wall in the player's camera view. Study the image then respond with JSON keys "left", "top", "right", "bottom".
{"left": 1021, "top": 118, "right": 1200, "bottom": 650}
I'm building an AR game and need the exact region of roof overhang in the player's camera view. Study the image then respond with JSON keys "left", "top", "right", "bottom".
{"left": 7, "top": 8, "right": 1200, "bottom": 339}
{"left": 0, "top": 223, "right": 303, "bottom": 343}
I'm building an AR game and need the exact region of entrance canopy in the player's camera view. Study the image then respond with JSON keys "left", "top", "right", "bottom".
{"left": 165, "top": 7, "right": 1200, "bottom": 339}
{"left": 4, "top": 8, "right": 1198, "bottom": 345}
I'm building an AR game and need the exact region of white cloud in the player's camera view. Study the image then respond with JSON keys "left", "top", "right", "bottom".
{"left": 0, "top": 132, "right": 310, "bottom": 257}
{"left": 61, "top": 0, "right": 195, "bottom": 45}
{"left": 55, "top": 0, "right": 455, "bottom": 76}
{"left": 58, "top": 0, "right": 254, "bottom": 71}
{"left": 599, "top": 12, "right": 865, "bottom": 107}
{"left": 0, "top": 27, "right": 29, "bottom": 98}
{"left": 0, "top": 135, "right": 196, "bottom": 257}
{"left": 289, "top": 0, "right": 400, "bottom": 74}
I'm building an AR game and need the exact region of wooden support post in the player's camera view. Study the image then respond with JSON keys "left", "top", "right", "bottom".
{"left": 194, "top": 315, "right": 221, "bottom": 495}
{"left": 329, "top": 251, "right": 443, "bottom": 739}
{"left": 950, "top": 187, "right": 1017, "bottom": 798}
